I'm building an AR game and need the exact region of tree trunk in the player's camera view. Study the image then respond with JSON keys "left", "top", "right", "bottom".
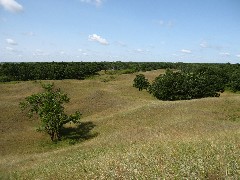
{"left": 50, "top": 132, "right": 54, "bottom": 141}
{"left": 57, "top": 131, "right": 61, "bottom": 141}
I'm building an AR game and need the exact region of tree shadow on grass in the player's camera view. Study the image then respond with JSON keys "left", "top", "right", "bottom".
{"left": 60, "top": 121, "right": 98, "bottom": 144}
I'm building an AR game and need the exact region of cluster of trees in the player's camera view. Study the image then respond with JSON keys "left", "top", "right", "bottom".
{"left": 0, "top": 62, "right": 175, "bottom": 82}
{"left": 150, "top": 69, "right": 224, "bottom": 100}
{"left": 133, "top": 65, "right": 240, "bottom": 100}
{"left": 0, "top": 62, "right": 102, "bottom": 81}
{"left": 180, "top": 63, "right": 240, "bottom": 92}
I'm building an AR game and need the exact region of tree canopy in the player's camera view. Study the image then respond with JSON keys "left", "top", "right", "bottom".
{"left": 133, "top": 74, "right": 150, "bottom": 91}
{"left": 149, "top": 69, "right": 225, "bottom": 101}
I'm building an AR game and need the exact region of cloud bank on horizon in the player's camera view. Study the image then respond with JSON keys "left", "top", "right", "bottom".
{"left": 0, "top": 0, "right": 239, "bottom": 63}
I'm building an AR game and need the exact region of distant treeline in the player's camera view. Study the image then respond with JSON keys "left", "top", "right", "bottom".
{"left": 0, "top": 62, "right": 240, "bottom": 92}
{"left": 0, "top": 62, "right": 174, "bottom": 81}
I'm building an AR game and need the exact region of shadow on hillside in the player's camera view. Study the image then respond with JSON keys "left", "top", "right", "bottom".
{"left": 60, "top": 122, "right": 98, "bottom": 143}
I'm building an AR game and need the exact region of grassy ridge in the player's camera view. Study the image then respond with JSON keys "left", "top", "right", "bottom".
{"left": 0, "top": 69, "right": 240, "bottom": 179}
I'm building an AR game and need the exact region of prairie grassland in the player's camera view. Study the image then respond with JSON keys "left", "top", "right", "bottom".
{"left": 0, "top": 69, "right": 240, "bottom": 179}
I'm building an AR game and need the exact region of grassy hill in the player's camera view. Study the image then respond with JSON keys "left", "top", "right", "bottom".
{"left": 0, "top": 69, "right": 240, "bottom": 179}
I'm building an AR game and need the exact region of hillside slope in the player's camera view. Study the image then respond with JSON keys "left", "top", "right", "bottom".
{"left": 0, "top": 70, "right": 240, "bottom": 179}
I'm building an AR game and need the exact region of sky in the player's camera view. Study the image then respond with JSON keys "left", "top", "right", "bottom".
{"left": 0, "top": 0, "right": 240, "bottom": 63}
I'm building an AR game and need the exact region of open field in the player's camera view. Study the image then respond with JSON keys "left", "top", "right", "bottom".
{"left": 0, "top": 69, "right": 240, "bottom": 179}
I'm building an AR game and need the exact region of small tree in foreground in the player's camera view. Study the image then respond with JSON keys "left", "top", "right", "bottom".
{"left": 133, "top": 74, "right": 150, "bottom": 91}
{"left": 20, "top": 83, "right": 81, "bottom": 142}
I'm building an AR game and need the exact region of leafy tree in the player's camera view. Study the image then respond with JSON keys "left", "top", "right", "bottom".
{"left": 150, "top": 69, "right": 224, "bottom": 101}
{"left": 149, "top": 70, "right": 189, "bottom": 100}
{"left": 20, "top": 83, "right": 81, "bottom": 141}
{"left": 229, "top": 70, "right": 240, "bottom": 92}
{"left": 133, "top": 74, "right": 150, "bottom": 91}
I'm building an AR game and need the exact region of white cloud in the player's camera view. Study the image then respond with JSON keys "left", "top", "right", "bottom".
{"left": 180, "top": 49, "right": 192, "bottom": 54}
{"left": 88, "top": 34, "right": 109, "bottom": 45}
{"left": 6, "top": 38, "right": 18, "bottom": 45}
{"left": 136, "top": 48, "right": 144, "bottom": 53}
{"left": 220, "top": 52, "right": 230, "bottom": 56}
{"left": 200, "top": 41, "right": 208, "bottom": 48}
{"left": 80, "top": 0, "right": 103, "bottom": 6}
{"left": 236, "top": 54, "right": 240, "bottom": 58}
{"left": 0, "top": 0, "right": 23, "bottom": 13}
{"left": 133, "top": 48, "right": 150, "bottom": 54}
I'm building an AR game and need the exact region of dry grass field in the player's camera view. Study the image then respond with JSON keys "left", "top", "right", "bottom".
{"left": 0, "top": 69, "right": 240, "bottom": 179}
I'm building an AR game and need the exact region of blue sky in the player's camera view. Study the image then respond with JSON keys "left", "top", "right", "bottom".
{"left": 0, "top": 0, "right": 239, "bottom": 63}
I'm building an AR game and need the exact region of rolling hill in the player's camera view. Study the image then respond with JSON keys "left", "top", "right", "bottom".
{"left": 0, "top": 69, "right": 240, "bottom": 179}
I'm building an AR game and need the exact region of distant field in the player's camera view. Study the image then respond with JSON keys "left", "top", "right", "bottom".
{"left": 0, "top": 69, "right": 240, "bottom": 179}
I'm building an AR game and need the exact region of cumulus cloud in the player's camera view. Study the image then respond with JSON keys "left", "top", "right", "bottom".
{"left": 80, "top": 0, "right": 103, "bottom": 6}
{"left": 0, "top": 0, "right": 23, "bottom": 13}
{"left": 88, "top": 34, "right": 109, "bottom": 45}
{"left": 180, "top": 49, "right": 192, "bottom": 54}
{"left": 6, "top": 38, "right": 18, "bottom": 45}
{"left": 236, "top": 54, "right": 240, "bottom": 58}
